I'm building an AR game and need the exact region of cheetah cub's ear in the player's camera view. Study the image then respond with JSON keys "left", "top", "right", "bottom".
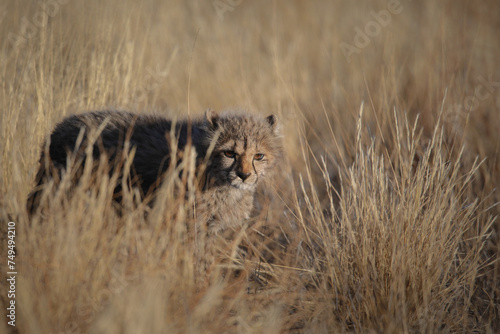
{"left": 266, "top": 114, "right": 279, "bottom": 132}
{"left": 205, "top": 109, "right": 219, "bottom": 128}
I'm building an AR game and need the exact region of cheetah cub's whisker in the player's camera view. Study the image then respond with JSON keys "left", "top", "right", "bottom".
{"left": 27, "top": 109, "right": 283, "bottom": 233}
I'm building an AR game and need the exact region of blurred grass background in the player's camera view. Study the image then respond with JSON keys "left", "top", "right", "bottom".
{"left": 1, "top": 0, "right": 499, "bottom": 332}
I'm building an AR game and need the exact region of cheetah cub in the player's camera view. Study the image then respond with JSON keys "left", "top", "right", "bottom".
{"left": 28, "top": 109, "right": 282, "bottom": 233}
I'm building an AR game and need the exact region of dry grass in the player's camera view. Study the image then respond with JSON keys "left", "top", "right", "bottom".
{"left": 1, "top": 0, "right": 499, "bottom": 333}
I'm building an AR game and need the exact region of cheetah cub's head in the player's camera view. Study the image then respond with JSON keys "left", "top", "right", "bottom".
{"left": 204, "top": 110, "right": 282, "bottom": 191}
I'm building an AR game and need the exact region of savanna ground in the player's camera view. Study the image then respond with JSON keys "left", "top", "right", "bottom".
{"left": 1, "top": 1, "right": 499, "bottom": 333}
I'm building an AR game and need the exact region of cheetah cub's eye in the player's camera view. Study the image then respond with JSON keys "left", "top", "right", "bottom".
{"left": 254, "top": 153, "right": 265, "bottom": 161}
{"left": 224, "top": 150, "right": 236, "bottom": 158}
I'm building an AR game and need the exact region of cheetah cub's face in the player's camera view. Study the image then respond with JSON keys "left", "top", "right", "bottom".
{"left": 204, "top": 110, "right": 282, "bottom": 191}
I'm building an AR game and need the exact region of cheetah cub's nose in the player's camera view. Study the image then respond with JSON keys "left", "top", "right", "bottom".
{"left": 237, "top": 170, "right": 252, "bottom": 181}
